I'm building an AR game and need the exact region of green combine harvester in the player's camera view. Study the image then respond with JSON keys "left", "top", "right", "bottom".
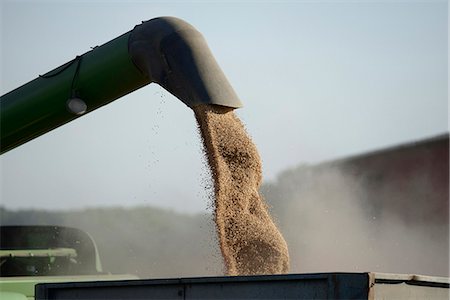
{"left": 1, "top": 17, "right": 448, "bottom": 300}
{"left": 0, "top": 226, "right": 136, "bottom": 300}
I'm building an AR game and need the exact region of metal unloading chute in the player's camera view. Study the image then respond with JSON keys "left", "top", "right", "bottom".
{"left": 0, "top": 17, "right": 242, "bottom": 154}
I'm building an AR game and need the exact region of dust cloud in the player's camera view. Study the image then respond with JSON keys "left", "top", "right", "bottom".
{"left": 2, "top": 130, "right": 447, "bottom": 278}
{"left": 263, "top": 165, "right": 449, "bottom": 277}
{"left": 1, "top": 163, "right": 447, "bottom": 278}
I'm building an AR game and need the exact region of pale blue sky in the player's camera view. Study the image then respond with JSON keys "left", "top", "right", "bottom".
{"left": 1, "top": 0, "right": 448, "bottom": 212}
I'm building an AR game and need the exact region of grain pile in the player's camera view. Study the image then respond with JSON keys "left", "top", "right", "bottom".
{"left": 194, "top": 104, "right": 289, "bottom": 275}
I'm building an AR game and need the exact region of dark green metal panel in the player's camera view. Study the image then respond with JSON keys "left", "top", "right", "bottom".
{"left": 35, "top": 273, "right": 372, "bottom": 299}
{"left": 0, "top": 32, "right": 149, "bottom": 154}
{"left": 0, "top": 17, "right": 243, "bottom": 155}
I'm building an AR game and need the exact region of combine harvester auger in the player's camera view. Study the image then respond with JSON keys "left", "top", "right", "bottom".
{"left": 1, "top": 17, "right": 241, "bottom": 154}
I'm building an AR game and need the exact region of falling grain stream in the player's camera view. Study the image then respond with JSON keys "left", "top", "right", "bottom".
{"left": 194, "top": 104, "right": 289, "bottom": 275}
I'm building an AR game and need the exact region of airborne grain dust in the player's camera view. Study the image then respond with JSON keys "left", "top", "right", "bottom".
{"left": 194, "top": 104, "right": 289, "bottom": 275}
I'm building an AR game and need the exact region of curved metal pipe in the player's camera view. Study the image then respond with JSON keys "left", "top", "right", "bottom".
{"left": 0, "top": 17, "right": 242, "bottom": 154}
{"left": 129, "top": 17, "right": 242, "bottom": 109}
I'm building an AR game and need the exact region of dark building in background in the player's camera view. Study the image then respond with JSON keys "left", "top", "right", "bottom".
{"left": 265, "top": 133, "right": 449, "bottom": 227}
{"left": 335, "top": 134, "right": 448, "bottom": 226}
{"left": 263, "top": 133, "right": 449, "bottom": 276}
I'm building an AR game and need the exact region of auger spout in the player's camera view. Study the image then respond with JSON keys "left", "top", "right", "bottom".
{"left": 0, "top": 16, "right": 242, "bottom": 154}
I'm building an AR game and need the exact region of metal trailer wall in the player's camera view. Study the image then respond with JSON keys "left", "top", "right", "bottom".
{"left": 36, "top": 273, "right": 371, "bottom": 299}
{"left": 35, "top": 272, "right": 450, "bottom": 300}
